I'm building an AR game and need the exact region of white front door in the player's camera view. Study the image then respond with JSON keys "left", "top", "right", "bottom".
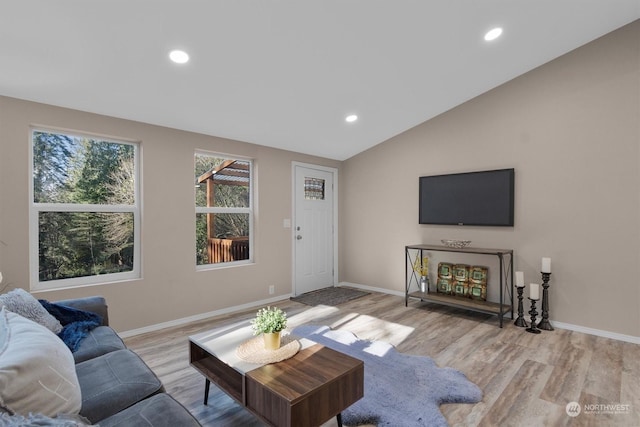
{"left": 293, "top": 164, "right": 336, "bottom": 296}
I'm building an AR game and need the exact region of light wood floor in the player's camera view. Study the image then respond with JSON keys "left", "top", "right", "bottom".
{"left": 124, "top": 291, "right": 640, "bottom": 427}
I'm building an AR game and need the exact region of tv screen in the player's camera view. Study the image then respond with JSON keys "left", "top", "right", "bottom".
{"left": 419, "top": 168, "right": 514, "bottom": 226}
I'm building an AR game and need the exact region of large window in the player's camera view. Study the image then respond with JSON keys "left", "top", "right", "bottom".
{"left": 195, "top": 152, "right": 252, "bottom": 267}
{"left": 30, "top": 129, "right": 140, "bottom": 290}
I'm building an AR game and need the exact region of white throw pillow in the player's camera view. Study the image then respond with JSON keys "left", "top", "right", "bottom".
{"left": 0, "top": 288, "right": 62, "bottom": 334}
{"left": 0, "top": 307, "right": 82, "bottom": 417}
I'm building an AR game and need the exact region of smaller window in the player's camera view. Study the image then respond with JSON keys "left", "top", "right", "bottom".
{"left": 195, "top": 153, "right": 253, "bottom": 267}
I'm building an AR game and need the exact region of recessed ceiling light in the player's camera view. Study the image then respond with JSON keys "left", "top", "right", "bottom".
{"left": 169, "top": 50, "right": 189, "bottom": 64}
{"left": 484, "top": 27, "right": 503, "bottom": 41}
{"left": 345, "top": 114, "right": 358, "bottom": 123}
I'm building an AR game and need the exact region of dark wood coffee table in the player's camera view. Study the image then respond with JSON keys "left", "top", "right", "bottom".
{"left": 189, "top": 323, "right": 364, "bottom": 427}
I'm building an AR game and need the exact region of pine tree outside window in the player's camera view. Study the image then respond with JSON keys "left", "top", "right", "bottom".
{"left": 30, "top": 128, "right": 140, "bottom": 290}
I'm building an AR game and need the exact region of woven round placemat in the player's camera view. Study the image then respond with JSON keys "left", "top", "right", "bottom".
{"left": 236, "top": 334, "right": 301, "bottom": 364}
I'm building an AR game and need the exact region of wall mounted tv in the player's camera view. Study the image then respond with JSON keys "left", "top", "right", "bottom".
{"left": 419, "top": 168, "right": 514, "bottom": 226}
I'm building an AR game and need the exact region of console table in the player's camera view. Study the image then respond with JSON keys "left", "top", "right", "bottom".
{"left": 405, "top": 244, "right": 514, "bottom": 327}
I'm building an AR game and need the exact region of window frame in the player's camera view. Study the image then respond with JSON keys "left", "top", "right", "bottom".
{"left": 29, "top": 127, "right": 141, "bottom": 291}
{"left": 195, "top": 151, "right": 254, "bottom": 270}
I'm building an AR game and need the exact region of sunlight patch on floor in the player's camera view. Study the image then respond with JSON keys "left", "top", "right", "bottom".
{"left": 332, "top": 313, "right": 415, "bottom": 347}
{"left": 287, "top": 304, "right": 339, "bottom": 328}
{"left": 287, "top": 305, "right": 415, "bottom": 348}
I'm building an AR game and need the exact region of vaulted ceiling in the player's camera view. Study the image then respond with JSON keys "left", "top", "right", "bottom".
{"left": 1, "top": 1, "right": 638, "bottom": 160}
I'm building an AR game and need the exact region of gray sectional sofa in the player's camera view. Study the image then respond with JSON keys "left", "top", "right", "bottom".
{"left": 62, "top": 296, "right": 201, "bottom": 426}
{"left": 0, "top": 293, "right": 201, "bottom": 426}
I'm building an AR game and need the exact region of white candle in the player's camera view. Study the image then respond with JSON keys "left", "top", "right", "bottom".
{"left": 542, "top": 257, "right": 551, "bottom": 273}
{"left": 530, "top": 283, "right": 540, "bottom": 300}
{"left": 515, "top": 271, "right": 524, "bottom": 287}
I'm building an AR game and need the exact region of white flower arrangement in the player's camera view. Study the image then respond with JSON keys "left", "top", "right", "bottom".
{"left": 251, "top": 306, "right": 287, "bottom": 335}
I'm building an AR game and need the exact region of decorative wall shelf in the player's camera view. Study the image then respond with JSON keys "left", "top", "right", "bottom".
{"left": 405, "top": 244, "right": 514, "bottom": 327}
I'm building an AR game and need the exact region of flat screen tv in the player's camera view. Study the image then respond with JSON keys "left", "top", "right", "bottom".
{"left": 419, "top": 168, "right": 514, "bottom": 226}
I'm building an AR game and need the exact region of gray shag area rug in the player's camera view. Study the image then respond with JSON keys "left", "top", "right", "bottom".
{"left": 290, "top": 287, "right": 369, "bottom": 306}
{"left": 292, "top": 325, "right": 482, "bottom": 427}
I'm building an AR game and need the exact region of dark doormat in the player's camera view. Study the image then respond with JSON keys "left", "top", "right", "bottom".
{"left": 291, "top": 286, "right": 369, "bottom": 307}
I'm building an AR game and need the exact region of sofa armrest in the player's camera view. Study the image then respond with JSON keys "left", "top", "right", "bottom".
{"left": 55, "top": 296, "right": 110, "bottom": 326}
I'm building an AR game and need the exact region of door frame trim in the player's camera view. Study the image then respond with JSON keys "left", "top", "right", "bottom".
{"left": 291, "top": 162, "right": 339, "bottom": 296}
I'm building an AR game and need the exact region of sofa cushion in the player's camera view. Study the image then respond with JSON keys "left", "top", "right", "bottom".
{"left": 0, "top": 288, "right": 62, "bottom": 334}
{"left": 0, "top": 307, "right": 82, "bottom": 416}
{"left": 98, "top": 393, "right": 200, "bottom": 427}
{"left": 72, "top": 326, "right": 126, "bottom": 363}
{"left": 76, "top": 349, "right": 163, "bottom": 423}
{"left": 0, "top": 412, "right": 94, "bottom": 426}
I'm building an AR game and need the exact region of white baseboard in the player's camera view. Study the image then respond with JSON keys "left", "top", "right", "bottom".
{"left": 119, "top": 294, "right": 291, "bottom": 338}
{"left": 121, "top": 283, "right": 640, "bottom": 345}
{"left": 339, "top": 282, "right": 640, "bottom": 344}
{"left": 338, "top": 281, "right": 405, "bottom": 297}
{"left": 550, "top": 321, "right": 640, "bottom": 344}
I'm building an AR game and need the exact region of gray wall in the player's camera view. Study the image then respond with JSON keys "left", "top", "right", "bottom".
{"left": 340, "top": 21, "right": 640, "bottom": 337}
{"left": 0, "top": 96, "right": 340, "bottom": 331}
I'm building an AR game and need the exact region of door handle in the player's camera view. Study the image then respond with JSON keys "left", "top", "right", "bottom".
{"left": 296, "top": 235, "right": 302, "bottom": 240}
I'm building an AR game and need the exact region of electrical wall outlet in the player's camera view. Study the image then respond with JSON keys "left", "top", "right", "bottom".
{"left": 268, "top": 285, "right": 275, "bottom": 295}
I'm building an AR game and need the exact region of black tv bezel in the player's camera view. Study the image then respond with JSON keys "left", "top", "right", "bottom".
{"left": 418, "top": 168, "right": 515, "bottom": 227}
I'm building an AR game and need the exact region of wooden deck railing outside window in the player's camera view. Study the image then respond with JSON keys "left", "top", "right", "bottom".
{"left": 208, "top": 237, "right": 249, "bottom": 263}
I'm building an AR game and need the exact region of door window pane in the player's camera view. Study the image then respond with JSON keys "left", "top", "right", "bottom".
{"left": 304, "top": 177, "right": 325, "bottom": 200}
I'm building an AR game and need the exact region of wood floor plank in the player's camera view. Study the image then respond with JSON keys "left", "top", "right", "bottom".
{"left": 620, "top": 342, "right": 640, "bottom": 426}
{"left": 539, "top": 333, "right": 592, "bottom": 406}
{"left": 123, "top": 291, "right": 637, "bottom": 427}
{"left": 478, "top": 359, "right": 553, "bottom": 427}
{"left": 582, "top": 336, "right": 623, "bottom": 402}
